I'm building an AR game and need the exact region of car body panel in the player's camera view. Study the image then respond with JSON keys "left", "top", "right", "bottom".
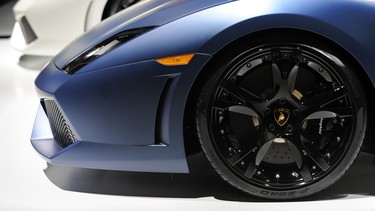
{"left": 55, "top": 0, "right": 375, "bottom": 84}
{"left": 33, "top": 0, "right": 375, "bottom": 173}
{"left": 53, "top": 0, "right": 233, "bottom": 69}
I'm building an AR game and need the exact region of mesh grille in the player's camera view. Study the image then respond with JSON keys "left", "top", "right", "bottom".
{"left": 43, "top": 99, "right": 76, "bottom": 148}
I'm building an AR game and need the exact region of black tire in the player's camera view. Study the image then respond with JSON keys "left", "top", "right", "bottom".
{"left": 102, "top": 0, "right": 140, "bottom": 19}
{"left": 196, "top": 33, "right": 367, "bottom": 199}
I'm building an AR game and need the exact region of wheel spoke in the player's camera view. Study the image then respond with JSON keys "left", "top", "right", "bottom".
{"left": 272, "top": 63, "right": 282, "bottom": 93}
{"left": 302, "top": 106, "right": 352, "bottom": 120}
{"left": 227, "top": 153, "right": 242, "bottom": 166}
{"left": 286, "top": 139, "right": 303, "bottom": 168}
{"left": 301, "top": 136, "right": 330, "bottom": 171}
{"left": 227, "top": 147, "right": 257, "bottom": 166}
{"left": 288, "top": 64, "right": 299, "bottom": 93}
{"left": 244, "top": 161, "right": 257, "bottom": 179}
{"left": 221, "top": 80, "right": 261, "bottom": 102}
{"left": 324, "top": 107, "right": 352, "bottom": 118}
{"left": 228, "top": 105, "right": 260, "bottom": 119}
{"left": 302, "top": 86, "right": 347, "bottom": 107}
{"left": 305, "top": 111, "right": 337, "bottom": 120}
{"left": 300, "top": 164, "right": 313, "bottom": 182}
{"left": 255, "top": 141, "right": 273, "bottom": 166}
{"left": 213, "top": 97, "right": 266, "bottom": 115}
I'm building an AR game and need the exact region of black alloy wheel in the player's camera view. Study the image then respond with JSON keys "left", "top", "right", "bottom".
{"left": 196, "top": 34, "right": 367, "bottom": 199}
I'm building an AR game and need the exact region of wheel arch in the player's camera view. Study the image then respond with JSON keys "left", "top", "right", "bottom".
{"left": 183, "top": 28, "right": 375, "bottom": 156}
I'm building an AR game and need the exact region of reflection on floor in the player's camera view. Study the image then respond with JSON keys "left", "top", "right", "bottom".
{"left": 45, "top": 152, "right": 375, "bottom": 202}
{"left": 0, "top": 38, "right": 374, "bottom": 210}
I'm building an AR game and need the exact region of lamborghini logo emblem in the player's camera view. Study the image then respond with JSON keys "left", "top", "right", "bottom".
{"left": 274, "top": 108, "right": 290, "bottom": 126}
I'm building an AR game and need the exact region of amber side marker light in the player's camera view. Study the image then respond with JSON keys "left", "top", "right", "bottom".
{"left": 156, "top": 53, "right": 195, "bottom": 66}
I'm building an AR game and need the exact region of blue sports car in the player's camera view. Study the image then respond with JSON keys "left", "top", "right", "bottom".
{"left": 32, "top": 0, "right": 375, "bottom": 199}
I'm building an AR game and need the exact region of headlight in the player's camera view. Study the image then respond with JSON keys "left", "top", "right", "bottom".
{"left": 61, "top": 26, "right": 156, "bottom": 74}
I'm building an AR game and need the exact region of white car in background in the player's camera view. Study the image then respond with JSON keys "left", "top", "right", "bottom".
{"left": 10, "top": 0, "right": 140, "bottom": 56}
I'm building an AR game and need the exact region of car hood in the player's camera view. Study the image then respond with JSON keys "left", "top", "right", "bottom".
{"left": 54, "top": 0, "right": 234, "bottom": 70}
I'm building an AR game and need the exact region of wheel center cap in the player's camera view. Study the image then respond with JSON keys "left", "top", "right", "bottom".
{"left": 263, "top": 98, "right": 300, "bottom": 135}
{"left": 274, "top": 108, "right": 290, "bottom": 126}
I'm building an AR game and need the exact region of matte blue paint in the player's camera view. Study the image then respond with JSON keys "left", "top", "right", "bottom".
{"left": 54, "top": 0, "right": 234, "bottom": 69}
{"left": 33, "top": 0, "right": 375, "bottom": 173}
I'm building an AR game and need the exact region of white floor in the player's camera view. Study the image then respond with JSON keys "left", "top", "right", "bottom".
{"left": 0, "top": 38, "right": 375, "bottom": 210}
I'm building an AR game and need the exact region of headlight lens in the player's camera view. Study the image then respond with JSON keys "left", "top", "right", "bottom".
{"left": 62, "top": 26, "right": 155, "bottom": 74}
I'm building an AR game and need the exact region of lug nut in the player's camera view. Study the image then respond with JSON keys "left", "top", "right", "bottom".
{"left": 325, "top": 153, "right": 331, "bottom": 159}
{"left": 286, "top": 124, "right": 293, "bottom": 132}
{"left": 293, "top": 109, "right": 300, "bottom": 116}
{"left": 279, "top": 98, "right": 287, "bottom": 105}
{"left": 264, "top": 107, "right": 271, "bottom": 115}
{"left": 269, "top": 124, "right": 276, "bottom": 132}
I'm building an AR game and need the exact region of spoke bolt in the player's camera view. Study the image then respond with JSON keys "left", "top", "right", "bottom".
{"left": 279, "top": 98, "right": 287, "bottom": 105}
{"left": 292, "top": 172, "right": 299, "bottom": 177}
{"left": 240, "top": 161, "right": 245, "bottom": 166}
{"left": 302, "top": 150, "right": 307, "bottom": 156}
{"left": 246, "top": 63, "right": 252, "bottom": 68}
{"left": 337, "top": 137, "right": 341, "bottom": 142}
{"left": 312, "top": 166, "right": 317, "bottom": 170}
{"left": 238, "top": 149, "right": 242, "bottom": 153}
{"left": 341, "top": 118, "right": 345, "bottom": 123}
{"left": 218, "top": 111, "right": 224, "bottom": 116}
{"left": 269, "top": 124, "right": 276, "bottom": 132}
{"left": 293, "top": 109, "right": 300, "bottom": 116}
{"left": 222, "top": 92, "right": 227, "bottom": 97}
{"left": 228, "top": 147, "right": 233, "bottom": 152}
{"left": 319, "top": 68, "right": 324, "bottom": 73}
{"left": 333, "top": 119, "right": 338, "bottom": 124}
{"left": 286, "top": 124, "right": 294, "bottom": 132}
{"left": 275, "top": 174, "right": 280, "bottom": 179}
{"left": 257, "top": 171, "right": 262, "bottom": 175}
{"left": 232, "top": 76, "right": 237, "bottom": 81}
{"left": 325, "top": 153, "right": 331, "bottom": 159}
{"left": 264, "top": 107, "right": 271, "bottom": 115}
{"left": 220, "top": 129, "right": 225, "bottom": 134}
{"left": 339, "top": 99, "right": 344, "bottom": 104}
